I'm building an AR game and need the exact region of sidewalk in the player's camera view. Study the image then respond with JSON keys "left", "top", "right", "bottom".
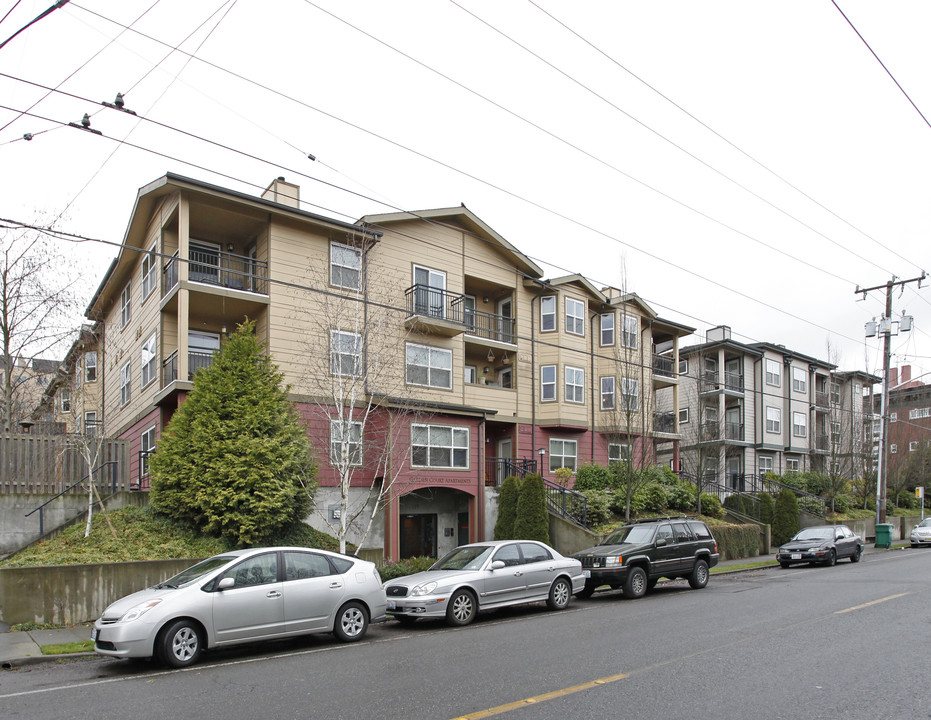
{"left": 0, "top": 625, "right": 94, "bottom": 669}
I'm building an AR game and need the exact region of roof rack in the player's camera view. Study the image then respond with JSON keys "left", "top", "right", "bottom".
{"left": 633, "top": 515, "right": 690, "bottom": 524}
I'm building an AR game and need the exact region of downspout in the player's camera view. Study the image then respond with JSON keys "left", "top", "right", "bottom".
{"left": 478, "top": 414, "right": 485, "bottom": 542}
{"left": 530, "top": 293, "right": 537, "bottom": 466}
{"left": 641, "top": 319, "right": 647, "bottom": 467}
{"left": 591, "top": 309, "right": 597, "bottom": 463}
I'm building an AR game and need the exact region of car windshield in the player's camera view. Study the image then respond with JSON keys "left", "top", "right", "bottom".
{"left": 793, "top": 528, "right": 833, "bottom": 541}
{"left": 431, "top": 546, "right": 494, "bottom": 571}
{"left": 158, "top": 555, "right": 238, "bottom": 588}
{"left": 601, "top": 524, "right": 656, "bottom": 546}
{"left": 919, "top": 519, "right": 931, "bottom": 528}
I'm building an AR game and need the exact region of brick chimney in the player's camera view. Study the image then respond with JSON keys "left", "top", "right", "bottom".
{"left": 890, "top": 367, "right": 898, "bottom": 388}
{"left": 901, "top": 365, "right": 911, "bottom": 385}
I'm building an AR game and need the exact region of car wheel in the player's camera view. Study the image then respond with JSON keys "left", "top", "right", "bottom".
{"left": 158, "top": 620, "right": 202, "bottom": 669}
{"left": 446, "top": 589, "right": 477, "bottom": 626}
{"left": 546, "top": 578, "right": 572, "bottom": 611}
{"left": 688, "top": 559, "right": 709, "bottom": 589}
{"left": 333, "top": 602, "right": 368, "bottom": 642}
{"left": 395, "top": 615, "right": 419, "bottom": 627}
{"left": 824, "top": 549, "right": 836, "bottom": 567}
{"left": 623, "top": 567, "right": 647, "bottom": 599}
{"left": 575, "top": 585, "right": 595, "bottom": 599}
{"left": 850, "top": 546, "right": 862, "bottom": 563}
{"left": 779, "top": 562, "right": 790, "bottom": 569}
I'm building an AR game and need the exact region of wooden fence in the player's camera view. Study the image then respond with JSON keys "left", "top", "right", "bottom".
{"left": 0, "top": 433, "right": 130, "bottom": 494}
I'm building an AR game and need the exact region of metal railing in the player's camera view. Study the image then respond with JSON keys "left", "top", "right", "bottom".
{"left": 725, "top": 422, "right": 743, "bottom": 440}
{"left": 653, "top": 411, "right": 676, "bottom": 434}
{"left": 676, "top": 471, "right": 826, "bottom": 517}
{"left": 543, "top": 477, "right": 588, "bottom": 528}
{"left": 724, "top": 371, "right": 744, "bottom": 392}
{"left": 24, "top": 461, "right": 119, "bottom": 536}
{"left": 488, "top": 457, "right": 537, "bottom": 484}
{"left": 652, "top": 354, "right": 674, "bottom": 378}
{"left": 815, "top": 390, "right": 830, "bottom": 408}
{"left": 162, "top": 349, "right": 216, "bottom": 385}
{"left": 404, "top": 285, "right": 515, "bottom": 343}
{"left": 163, "top": 252, "right": 179, "bottom": 297}
{"left": 136, "top": 450, "right": 154, "bottom": 491}
{"left": 163, "top": 248, "right": 268, "bottom": 297}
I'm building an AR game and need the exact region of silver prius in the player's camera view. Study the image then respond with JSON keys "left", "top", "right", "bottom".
{"left": 93, "top": 547, "right": 387, "bottom": 668}
{"left": 383, "top": 540, "right": 585, "bottom": 627}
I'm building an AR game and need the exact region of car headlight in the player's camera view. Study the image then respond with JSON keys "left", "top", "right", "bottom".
{"left": 410, "top": 581, "right": 438, "bottom": 596}
{"left": 605, "top": 556, "right": 622, "bottom": 568}
{"left": 119, "top": 599, "right": 162, "bottom": 623}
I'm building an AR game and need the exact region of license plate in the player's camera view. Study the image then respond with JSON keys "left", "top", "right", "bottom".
{"left": 791, "top": 553, "right": 801, "bottom": 560}
{"left": 91, "top": 628, "right": 98, "bottom": 642}
{"left": 386, "top": 601, "right": 395, "bottom": 610}
{"left": 582, "top": 570, "right": 591, "bottom": 578}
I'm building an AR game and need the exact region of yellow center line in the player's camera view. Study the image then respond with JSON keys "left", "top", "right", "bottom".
{"left": 835, "top": 592, "right": 910, "bottom": 614}
{"left": 450, "top": 672, "right": 629, "bottom": 720}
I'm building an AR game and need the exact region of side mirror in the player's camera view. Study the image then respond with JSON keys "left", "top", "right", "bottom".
{"left": 490, "top": 560, "right": 506, "bottom": 570}
{"left": 217, "top": 577, "right": 235, "bottom": 590}
{"left": 655, "top": 537, "right": 667, "bottom": 547}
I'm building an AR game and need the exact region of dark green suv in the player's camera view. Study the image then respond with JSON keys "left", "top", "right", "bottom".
{"left": 572, "top": 516, "right": 719, "bottom": 599}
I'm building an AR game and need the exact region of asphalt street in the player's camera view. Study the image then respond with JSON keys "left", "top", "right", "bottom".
{"left": 1, "top": 549, "right": 928, "bottom": 720}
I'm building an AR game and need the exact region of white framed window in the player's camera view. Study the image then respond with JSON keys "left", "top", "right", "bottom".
{"left": 830, "top": 382, "right": 841, "bottom": 404}
{"left": 406, "top": 342, "right": 452, "bottom": 389}
{"left": 330, "top": 242, "right": 362, "bottom": 290}
{"left": 854, "top": 383, "right": 861, "bottom": 395}
{"left": 141, "top": 425, "right": 156, "bottom": 476}
{"left": 608, "top": 442, "right": 630, "bottom": 463}
{"left": 540, "top": 296, "right": 556, "bottom": 332}
{"left": 464, "top": 365, "right": 477, "bottom": 384}
{"left": 831, "top": 421, "right": 841, "bottom": 438}
{"left": 565, "top": 366, "right": 584, "bottom": 404}
{"left": 600, "top": 376, "right": 615, "bottom": 410}
{"left": 549, "top": 439, "right": 577, "bottom": 472}
{"left": 786, "top": 457, "right": 800, "bottom": 471}
{"left": 890, "top": 444, "right": 897, "bottom": 454}
{"left": 909, "top": 408, "right": 931, "bottom": 420}
{"left": 412, "top": 265, "right": 446, "bottom": 318}
{"left": 541, "top": 364, "right": 556, "bottom": 402}
{"left": 622, "top": 377, "right": 640, "bottom": 411}
{"left": 792, "top": 368, "right": 806, "bottom": 393}
{"left": 499, "top": 367, "right": 513, "bottom": 389}
{"left": 75, "top": 356, "right": 83, "bottom": 389}
{"left": 85, "top": 351, "right": 97, "bottom": 383}
{"left": 766, "top": 406, "right": 781, "bottom": 434}
{"left": 678, "top": 358, "right": 689, "bottom": 376}
{"left": 411, "top": 424, "right": 469, "bottom": 469}
{"left": 759, "top": 455, "right": 773, "bottom": 474}
{"left": 120, "top": 282, "right": 131, "bottom": 328}
{"left": 793, "top": 411, "right": 807, "bottom": 437}
{"left": 120, "top": 361, "right": 131, "bottom": 407}
{"left": 600, "top": 313, "right": 614, "bottom": 346}
{"left": 141, "top": 331, "right": 157, "bottom": 388}
{"left": 565, "top": 297, "right": 585, "bottom": 336}
{"left": 890, "top": 412, "right": 898, "bottom": 423}
{"left": 330, "top": 420, "right": 363, "bottom": 466}
{"left": 83, "top": 411, "right": 98, "bottom": 436}
{"left": 765, "top": 359, "right": 781, "bottom": 387}
{"left": 330, "top": 330, "right": 362, "bottom": 377}
{"left": 621, "top": 315, "right": 638, "bottom": 349}
{"left": 60, "top": 387, "right": 71, "bottom": 413}
{"left": 910, "top": 441, "right": 919, "bottom": 452}
{"left": 679, "top": 407, "right": 690, "bottom": 423}
{"left": 141, "top": 243, "right": 157, "bottom": 300}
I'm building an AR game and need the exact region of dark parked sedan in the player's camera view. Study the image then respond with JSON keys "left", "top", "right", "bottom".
{"left": 776, "top": 525, "right": 863, "bottom": 568}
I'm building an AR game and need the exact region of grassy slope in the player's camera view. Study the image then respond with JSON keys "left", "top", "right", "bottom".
{"left": 0, "top": 505, "right": 342, "bottom": 568}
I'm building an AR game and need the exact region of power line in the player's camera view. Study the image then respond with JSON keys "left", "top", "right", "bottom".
{"left": 0, "top": 0, "right": 69, "bottom": 51}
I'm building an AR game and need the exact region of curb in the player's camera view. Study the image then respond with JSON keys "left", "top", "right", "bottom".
{"left": 2, "top": 651, "right": 95, "bottom": 669}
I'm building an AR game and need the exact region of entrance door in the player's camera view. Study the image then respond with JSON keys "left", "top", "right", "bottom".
{"left": 497, "top": 297, "right": 513, "bottom": 343}
{"left": 458, "top": 512, "right": 470, "bottom": 546}
{"left": 413, "top": 266, "right": 446, "bottom": 318}
{"left": 726, "top": 455, "right": 742, "bottom": 492}
{"left": 497, "top": 439, "right": 512, "bottom": 484}
{"left": 400, "top": 514, "right": 437, "bottom": 559}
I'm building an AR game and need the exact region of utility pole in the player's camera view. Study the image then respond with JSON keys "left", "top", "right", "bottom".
{"left": 857, "top": 272, "right": 925, "bottom": 525}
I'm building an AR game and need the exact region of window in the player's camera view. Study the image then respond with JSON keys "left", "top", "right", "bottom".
{"left": 540, "top": 296, "right": 556, "bottom": 332}
{"left": 141, "top": 243, "right": 157, "bottom": 300}
{"left": 464, "top": 365, "right": 477, "bottom": 384}
{"left": 679, "top": 407, "right": 690, "bottom": 423}
{"left": 909, "top": 407, "right": 931, "bottom": 420}
{"left": 600, "top": 376, "right": 615, "bottom": 410}
{"left": 890, "top": 444, "right": 897, "bottom": 454}
{"left": 910, "top": 441, "right": 919, "bottom": 452}
{"left": 120, "top": 282, "right": 131, "bottom": 328}
{"left": 330, "top": 420, "right": 363, "bottom": 466}
{"left": 330, "top": 331, "right": 362, "bottom": 377}
{"left": 792, "top": 368, "right": 806, "bottom": 393}
{"left": 621, "top": 315, "right": 638, "bottom": 349}
{"left": 412, "top": 424, "right": 468, "bottom": 468}
{"left": 141, "top": 425, "right": 156, "bottom": 476}
{"left": 830, "top": 382, "right": 841, "bottom": 404}
{"left": 565, "top": 297, "right": 585, "bottom": 336}
{"left": 766, "top": 406, "right": 781, "bottom": 434}
{"left": 890, "top": 412, "right": 898, "bottom": 423}
{"left": 283, "top": 551, "right": 333, "bottom": 580}
{"left": 600, "top": 313, "right": 614, "bottom": 346}
{"left": 679, "top": 358, "right": 689, "bottom": 376}
{"left": 83, "top": 411, "right": 97, "bottom": 436}
{"left": 854, "top": 383, "right": 861, "bottom": 395}
{"left": 330, "top": 242, "right": 362, "bottom": 290}
{"left": 60, "top": 387, "right": 71, "bottom": 413}
{"left": 141, "top": 331, "right": 157, "bottom": 388}
{"left": 608, "top": 442, "right": 630, "bottom": 463}
{"left": 499, "top": 367, "right": 513, "bottom": 389}
{"left": 412, "top": 266, "right": 446, "bottom": 317}
{"left": 75, "top": 356, "right": 83, "bottom": 389}
{"left": 759, "top": 456, "right": 773, "bottom": 474}
{"left": 549, "top": 439, "right": 577, "bottom": 472}
{"left": 406, "top": 343, "right": 451, "bottom": 389}
{"left": 786, "top": 458, "right": 800, "bottom": 471}
{"left": 85, "top": 351, "right": 97, "bottom": 383}
{"left": 622, "top": 377, "right": 640, "bottom": 411}
{"left": 765, "top": 359, "right": 781, "bottom": 387}
{"left": 793, "top": 411, "right": 807, "bottom": 437}
{"left": 541, "top": 365, "right": 556, "bottom": 401}
{"left": 831, "top": 421, "right": 841, "bottom": 438}
{"left": 565, "top": 366, "right": 584, "bottom": 403}
{"left": 120, "top": 361, "right": 131, "bottom": 407}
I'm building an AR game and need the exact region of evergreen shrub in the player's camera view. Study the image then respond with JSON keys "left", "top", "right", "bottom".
{"left": 773, "top": 489, "right": 800, "bottom": 546}
{"left": 513, "top": 474, "right": 550, "bottom": 543}
{"left": 494, "top": 475, "right": 522, "bottom": 540}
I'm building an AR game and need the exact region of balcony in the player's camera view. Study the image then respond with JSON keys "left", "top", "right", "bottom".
{"left": 404, "top": 284, "right": 515, "bottom": 343}
{"left": 814, "top": 434, "right": 831, "bottom": 452}
{"left": 162, "top": 248, "right": 268, "bottom": 298}
{"left": 162, "top": 350, "right": 216, "bottom": 385}
{"left": 652, "top": 354, "right": 674, "bottom": 378}
{"left": 700, "top": 421, "right": 720, "bottom": 439}
{"left": 653, "top": 411, "right": 676, "bottom": 434}
{"left": 815, "top": 390, "right": 830, "bottom": 408}
{"left": 700, "top": 370, "right": 743, "bottom": 395}
{"left": 724, "top": 371, "right": 744, "bottom": 393}
{"left": 725, "top": 422, "right": 744, "bottom": 441}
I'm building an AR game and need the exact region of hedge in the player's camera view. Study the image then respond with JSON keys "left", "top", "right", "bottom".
{"left": 712, "top": 523, "right": 760, "bottom": 560}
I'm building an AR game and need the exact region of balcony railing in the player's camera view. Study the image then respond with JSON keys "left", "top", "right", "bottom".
{"left": 725, "top": 422, "right": 743, "bottom": 440}
{"left": 163, "top": 252, "right": 179, "bottom": 297}
{"left": 652, "top": 354, "right": 675, "bottom": 378}
{"left": 163, "top": 248, "right": 267, "bottom": 297}
{"left": 405, "top": 285, "right": 515, "bottom": 343}
{"left": 162, "top": 349, "right": 216, "bottom": 385}
{"left": 815, "top": 391, "right": 830, "bottom": 408}
{"left": 815, "top": 434, "right": 831, "bottom": 451}
{"left": 700, "top": 420, "right": 719, "bottom": 438}
{"left": 487, "top": 457, "right": 537, "bottom": 485}
{"left": 653, "top": 411, "right": 676, "bottom": 434}
{"left": 724, "top": 371, "right": 744, "bottom": 392}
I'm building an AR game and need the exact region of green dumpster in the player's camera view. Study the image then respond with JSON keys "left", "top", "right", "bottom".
{"left": 875, "top": 523, "right": 893, "bottom": 548}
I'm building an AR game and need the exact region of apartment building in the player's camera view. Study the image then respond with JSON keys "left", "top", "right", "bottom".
{"left": 33, "top": 324, "right": 102, "bottom": 436}
{"left": 664, "top": 326, "right": 873, "bottom": 489}
{"left": 877, "top": 365, "right": 931, "bottom": 484}
{"left": 2, "top": 355, "right": 60, "bottom": 432}
{"left": 74, "top": 173, "right": 692, "bottom": 560}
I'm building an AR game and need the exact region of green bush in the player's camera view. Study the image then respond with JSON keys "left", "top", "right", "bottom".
{"left": 580, "top": 490, "right": 613, "bottom": 526}
{"left": 798, "top": 496, "right": 825, "bottom": 515}
{"left": 634, "top": 483, "right": 669, "bottom": 513}
{"left": 574, "top": 463, "right": 612, "bottom": 492}
{"left": 803, "top": 472, "right": 829, "bottom": 496}
{"left": 494, "top": 476, "right": 522, "bottom": 540}
{"left": 699, "top": 493, "right": 723, "bottom": 519}
{"left": 513, "top": 474, "right": 550, "bottom": 543}
{"left": 830, "top": 494, "right": 850, "bottom": 514}
{"left": 773, "top": 489, "right": 800, "bottom": 546}
{"left": 759, "top": 492, "right": 775, "bottom": 526}
{"left": 378, "top": 556, "right": 436, "bottom": 581}
{"left": 712, "top": 523, "right": 760, "bottom": 560}
{"left": 667, "top": 481, "right": 697, "bottom": 512}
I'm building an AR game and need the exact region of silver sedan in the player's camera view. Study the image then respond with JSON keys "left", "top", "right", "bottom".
{"left": 93, "top": 547, "right": 387, "bottom": 668}
{"left": 910, "top": 518, "right": 931, "bottom": 547}
{"left": 383, "top": 540, "right": 585, "bottom": 627}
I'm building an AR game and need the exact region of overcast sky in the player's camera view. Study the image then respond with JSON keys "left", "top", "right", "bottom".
{"left": 1, "top": 0, "right": 929, "bottom": 382}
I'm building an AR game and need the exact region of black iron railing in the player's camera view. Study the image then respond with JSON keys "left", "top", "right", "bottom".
{"left": 24, "top": 461, "right": 120, "bottom": 536}
{"left": 652, "top": 354, "right": 674, "bottom": 378}
{"left": 405, "top": 285, "right": 515, "bottom": 343}
{"left": 543, "top": 477, "right": 589, "bottom": 528}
